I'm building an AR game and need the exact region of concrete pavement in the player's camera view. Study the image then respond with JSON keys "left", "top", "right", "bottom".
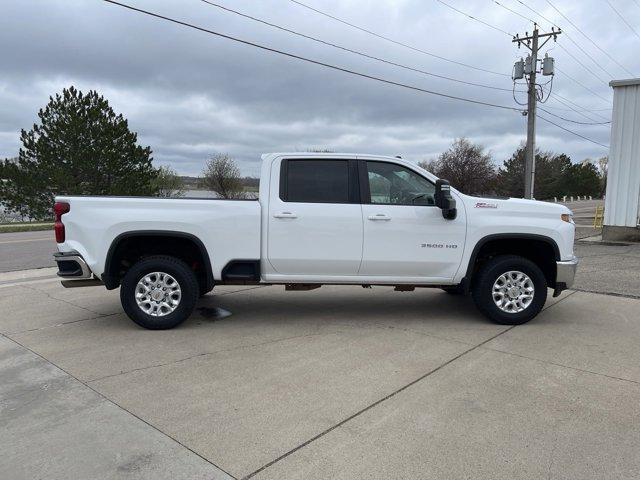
{"left": 1, "top": 275, "right": 639, "bottom": 479}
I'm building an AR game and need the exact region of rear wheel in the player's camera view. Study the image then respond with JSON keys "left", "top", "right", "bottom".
{"left": 120, "top": 255, "right": 199, "bottom": 329}
{"left": 471, "top": 255, "right": 547, "bottom": 325}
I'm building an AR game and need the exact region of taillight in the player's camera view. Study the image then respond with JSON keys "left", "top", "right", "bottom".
{"left": 54, "top": 202, "right": 70, "bottom": 243}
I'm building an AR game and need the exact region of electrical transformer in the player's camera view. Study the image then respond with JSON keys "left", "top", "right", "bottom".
{"left": 542, "top": 54, "right": 555, "bottom": 76}
{"left": 513, "top": 58, "right": 525, "bottom": 80}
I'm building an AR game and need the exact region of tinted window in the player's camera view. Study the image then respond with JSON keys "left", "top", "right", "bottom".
{"left": 366, "top": 161, "right": 435, "bottom": 206}
{"left": 284, "top": 160, "right": 350, "bottom": 203}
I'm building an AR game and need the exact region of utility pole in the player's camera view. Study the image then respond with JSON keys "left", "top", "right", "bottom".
{"left": 512, "top": 25, "right": 560, "bottom": 199}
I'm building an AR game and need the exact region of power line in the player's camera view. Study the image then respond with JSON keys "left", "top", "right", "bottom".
{"left": 286, "top": 0, "right": 509, "bottom": 77}
{"left": 555, "top": 44, "right": 608, "bottom": 86}
{"left": 537, "top": 106, "right": 610, "bottom": 125}
{"left": 491, "top": 0, "right": 532, "bottom": 24}
{"left": 491, "top": 0, "right": 615, "bottom": 83}
{"left": 554, "top": 66, "right": 611, "bottom": 104}
{"left": 198, "top": 0, "right": 517, "bottom": 93}
{"left": 435, "top": 0, "right": 513, "bottom": 36}
{"left": 544, "top": 0, "right": 635, "bottom": 76}
{"left": 100, "top": 0, "right": 522, "bottom": 112}
{"left": 101, "top": 0, "right": 609, "bottom": 152}
{"left": 513, "top": 0, "right": 627, "bottom": 80}
{"left": 549, "top": 91, "right": 611, "bottom": 123}
{"left": 541, "top": 104, "right": 611, "bottom": 113}
{"left": 537, "top": 114, "right": 609, "bottom": 148}
{"left": 445, "top": 0, "right": 612, "bottom": 108}
{"left": 605, "top": 0, "right": 640, "bottom": 41}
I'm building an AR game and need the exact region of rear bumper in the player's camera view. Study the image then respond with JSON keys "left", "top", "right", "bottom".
{"left": 554, "top": 256, "right": 578, "bottom": 296}
{"left": 53, "top": 251, "right": 103, "bottom": 288}
{"left": 53, "top": 251, "right": 92, "bottom": 279}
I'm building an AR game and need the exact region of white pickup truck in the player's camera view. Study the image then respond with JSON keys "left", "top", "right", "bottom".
{"left": 53, "top": 152, "right": 578, "bottom": 329}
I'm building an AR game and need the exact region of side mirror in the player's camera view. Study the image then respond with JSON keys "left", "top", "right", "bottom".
{"left": 434, "top": 179, "right": 457, "bottom": 220}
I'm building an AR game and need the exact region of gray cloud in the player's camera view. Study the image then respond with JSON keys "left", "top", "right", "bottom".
{"left": 0, "top": 0, "right": 629, "bottom": 175}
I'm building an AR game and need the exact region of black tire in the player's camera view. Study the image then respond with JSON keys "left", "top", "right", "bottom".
{"left": 441, "top": 285, "right": 465, "bottom": 295}
{"left": 471, "top": 255, "right": 547, "bottom": 325}
{"left": 120, "top": 255, "right": 199, "bottom": 330}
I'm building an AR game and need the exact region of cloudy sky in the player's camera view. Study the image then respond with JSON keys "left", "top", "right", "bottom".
{"left": 1, "top": 0, "right": 636, "bottom": 176}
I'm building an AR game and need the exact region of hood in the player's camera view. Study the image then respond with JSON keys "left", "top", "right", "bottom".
{"left": 460, "top": 194, "right": 572, "bottom": 216}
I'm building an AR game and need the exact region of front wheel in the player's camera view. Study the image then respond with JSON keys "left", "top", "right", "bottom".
{"left": 471, "top": 255, "right": 547, "bottom": 325}
{"left": 120, "top": 255, "right": 199, "bottom": 329}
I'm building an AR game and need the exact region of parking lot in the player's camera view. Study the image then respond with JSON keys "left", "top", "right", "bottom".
{"left": 2, "top": 258, "right": 640, "bottom": 479}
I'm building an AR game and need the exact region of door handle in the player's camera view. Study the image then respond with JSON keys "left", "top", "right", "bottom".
{"left": 273, "top": 212, "right": 298, "bottom": 219}
{"left": 368, "top": 214, "right": 391, "bottom": 221}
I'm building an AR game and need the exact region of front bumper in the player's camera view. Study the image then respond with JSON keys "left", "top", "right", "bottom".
{"left": 554, "top": 256, "right": 579, "bottom": 296}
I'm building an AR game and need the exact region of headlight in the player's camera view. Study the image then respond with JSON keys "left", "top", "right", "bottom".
{"left": 561, "top": 213, "right": 574, "bottom": 224}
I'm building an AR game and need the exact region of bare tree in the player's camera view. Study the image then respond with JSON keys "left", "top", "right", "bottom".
{"left": 201, "top": 153, "right": 245, "bottom": 199}
{"left": 418, "top": 138, "right": 496, "bottom": 195}
{"left": 151, "top": 166, "right": 186, "bottom": 198}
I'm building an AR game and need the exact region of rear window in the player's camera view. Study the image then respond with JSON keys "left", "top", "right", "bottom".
{"left": 281, "top": 160, "right": 350, "bottom": 203}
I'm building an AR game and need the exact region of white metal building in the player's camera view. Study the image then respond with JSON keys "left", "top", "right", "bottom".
{"left": 604, "top": 79, "right": 640, "bottom": 241}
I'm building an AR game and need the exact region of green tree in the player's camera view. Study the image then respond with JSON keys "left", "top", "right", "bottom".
{"left": 561, "top": 162, "right": 602, "bottom": 197}
{"left": 496, "top": 146, "right": 571, "bottom": 199}
{"left": 0, "top": 86, "right": 157, "bottom": 219}
{"left": 151, "top": 166, "right": 186, "bottom": 198}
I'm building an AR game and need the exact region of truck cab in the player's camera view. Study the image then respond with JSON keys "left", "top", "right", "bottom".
{"left": 54, "top": 152, "right": 578, "bottom": 329}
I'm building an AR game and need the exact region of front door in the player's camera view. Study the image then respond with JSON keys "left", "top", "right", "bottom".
{"left": 267, "top": 158, "right": 363, "bottom": 276}
{"left": 359, "top": 160, "right": 465, "bottom": 280}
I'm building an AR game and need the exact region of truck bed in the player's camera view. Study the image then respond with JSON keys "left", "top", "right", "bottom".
{"left": 55, "top": 195, "right": 261, "bottom": 279}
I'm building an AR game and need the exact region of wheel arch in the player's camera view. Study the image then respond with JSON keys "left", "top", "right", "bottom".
{"left": 464, "top": 233, "right": 560, "bottom": 290}
{"left": 102, "top": 230, "right": 214, "bottom": 292}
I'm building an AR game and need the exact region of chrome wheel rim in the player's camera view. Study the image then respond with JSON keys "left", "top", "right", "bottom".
{"left": 492, "top": 270, "right": 534, "bottom": 313}
{"left": 135, "top": 272, "right": 181, "bottom": 317}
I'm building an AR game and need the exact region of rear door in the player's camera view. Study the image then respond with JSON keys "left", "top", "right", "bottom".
{"left": 267, "top": 158, "right": 363, "bottom": 276}
{"left": 359, "top": 160, "right": 466, "bottom": 280}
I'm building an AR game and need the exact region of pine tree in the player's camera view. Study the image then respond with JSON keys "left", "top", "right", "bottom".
{"left": 0, "top": 86, "right": 157, "bottom": 219}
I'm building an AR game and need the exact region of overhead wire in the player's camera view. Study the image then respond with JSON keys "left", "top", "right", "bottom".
{"left": 536, "top": 114, "right": 609, "bottom": 148}
{"left": 548, "top": 92, "right": 611, "bottom": 123}
{"left": 286, "top": 0, "right": 509, "bottom": 77}
{"left": 435, "top": 0, "right": 513, "bottom": 36}
{"left": 554, "top": 65, "right": 611, "bottom": 103}
{"left": 100, "top": 0, "right": 522, "bottom": 112}
{"left": 512, "top": 0, "right": 618, "bottom": 80}
{"left": 605, "top": 0, "right": 640, "bottom": 42}
{"left": 438, "top": 0, "right": 612, "bottom": 108}
{"left": 490, "top": 0, "right": 612, "bottom": 86}
{"left": 102, "top": 0, "right": 610, "bottom": 151}
{"left": 544, "top": 0, "right": 635, "bottom": 76}
{"left": 198, "top": 0, "right": 520, "bottom": 93}
{"left": 537, "top": 107, "right": 610, "bottom": 125}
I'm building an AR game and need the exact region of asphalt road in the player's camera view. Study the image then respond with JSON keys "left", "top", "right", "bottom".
{"left": 0, "top": 230, "right": 56, "bottom": 272}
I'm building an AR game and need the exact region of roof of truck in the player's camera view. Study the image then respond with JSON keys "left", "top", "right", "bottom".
{"left": 261, "top": 152, "right": 405, "bottom": 162}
